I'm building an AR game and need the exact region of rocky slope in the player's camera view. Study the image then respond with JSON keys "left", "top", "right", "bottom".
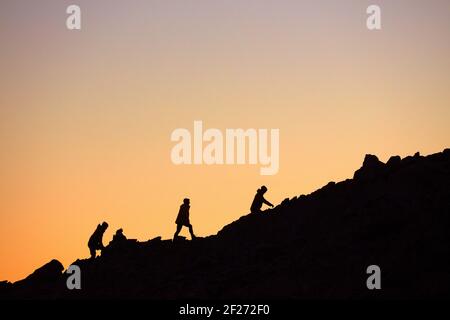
{"left": 1, "top": 149, "right": 449, "bottom": 299}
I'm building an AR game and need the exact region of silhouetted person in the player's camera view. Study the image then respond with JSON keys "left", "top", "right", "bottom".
{"left": 174, "top": 198, "right": 196, "bottom": 240}
{"left": 112, "top": 228, "right": 127, "bottom": 243}
{"left": 88, "top": 222, "right": 108, "bottom": 259}
{"left": 108, "top": 228, "right": 127, "bottom": 250}
{"left": 250, "top": 185, "right": 274, "bottom": 213}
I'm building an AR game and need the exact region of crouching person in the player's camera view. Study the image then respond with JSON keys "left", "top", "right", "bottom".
{"left": 88, "top": 221, "right": 109, "bottom": 259}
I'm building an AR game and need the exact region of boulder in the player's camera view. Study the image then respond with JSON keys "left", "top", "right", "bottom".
{"left": 24, "top": 259, "right": 64, "bottom": 283}
{"left": 353, "top": 154, "right": 385, "bottom": 181}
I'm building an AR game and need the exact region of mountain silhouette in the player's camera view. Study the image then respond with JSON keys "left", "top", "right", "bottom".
{"left": 1, "top": 149, "right": 449, "bottom": 299}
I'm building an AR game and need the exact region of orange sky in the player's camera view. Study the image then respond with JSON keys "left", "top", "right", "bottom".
{"left": 1, "top": 0, "right": 449, "bottom": 282}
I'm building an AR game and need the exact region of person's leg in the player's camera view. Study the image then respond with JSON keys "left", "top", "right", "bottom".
{"left": 173, "top": 224, "right": 182, "bottom": 240}
{"left": 188, "top": 224, "right": 196, "bottom": 239}
{"left": 89, "top": 246, "right": 96, "bottom": 259}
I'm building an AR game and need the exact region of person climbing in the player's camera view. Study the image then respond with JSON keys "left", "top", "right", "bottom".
{"left": 173, "top": 198, "right": 196, "bottom": 240}
{"left": 250, "top": 185, "right": 274, "bottom": 213}
{"left": 88, "top": 221, "right": 109, "bottom": 259}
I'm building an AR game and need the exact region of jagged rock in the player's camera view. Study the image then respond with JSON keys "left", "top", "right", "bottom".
{"left": 3, "top": 149, "right": 450, "bottom": 299}
{"left": 0, "top": 280, "right": 12, "bottom": 287}
{"left": 387, "top": 155, "right": 401, "bottom": 166}
{"left": 353, "top": 154, "right": 385, "bottom": 181}
{"left": 173, "top": 236, "right": 187, "bottom": 242}
{"left": 386, "top": 155, "right": 402, "bottom": 176}
{"left": 363, "top": 154, "right": 381, "bottom": 166}
{"left": 24, "top": 259, "right": 64, "bottom": 283}
{"left": 0, "top": 281, "right": 12, "bottom": 290}
{"left": 0, "top": 281, "right": 12, "bottom": 299}
{"left": 148, "top": 236, "right": 162, "bottom": 244}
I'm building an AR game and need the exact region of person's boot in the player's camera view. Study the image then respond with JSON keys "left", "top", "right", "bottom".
{"left": 189, "top": 229, "right": 196, "bottom": 240}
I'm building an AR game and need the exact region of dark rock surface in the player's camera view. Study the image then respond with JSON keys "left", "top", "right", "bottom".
{"left": 1, "top": 149, "right": 449, "bottom": 299}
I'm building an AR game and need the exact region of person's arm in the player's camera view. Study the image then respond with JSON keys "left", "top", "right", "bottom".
{"left": 99, "top": 238, "right": 105, "bottom": 249}
{"left": 263, "top": 197, "right": 274, "bottom": 207}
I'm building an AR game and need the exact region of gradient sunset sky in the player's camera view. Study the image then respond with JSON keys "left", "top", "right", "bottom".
{"left": 1, "top": 0, "right": 449, "bottom": 281}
